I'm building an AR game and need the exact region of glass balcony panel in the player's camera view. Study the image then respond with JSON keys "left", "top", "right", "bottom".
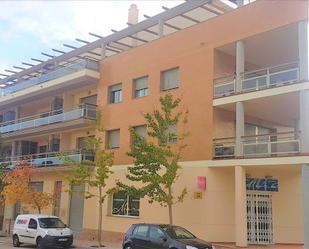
{"left": 242, "top": 76, "right": 267, "bottom": 91}
{"left": 0, "top": 105, "right": 96, "bottom": 134}
{"left": 65, "top": 109, "right": 83, "bottom": 120}
{"left": 34, "top": 116, "right": 49, "bottom": 127}
{"left": 2, "top": 59, "right": 99, "bottom": 96}
{"left": 243, "top": 143, "right": 268, "bottom": 156}
{"left": 48, "top": 113, "right": 64, "bottom": 123}
{"left": 214, "top": 144, "right": 235, "bottom": 158}
{"left": 269, "top": 68, "right": 299, "bottom": 86}
{"left": 214, "top": 82, "right": 235, "bottom": 97}
{"left": 271, "top": 140, "right": 300, "bottom": 154}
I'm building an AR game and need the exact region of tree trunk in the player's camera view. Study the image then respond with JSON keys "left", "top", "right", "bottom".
{"left": 167, "top": 186, "right": 173, "bottom": 225}
{"left": 98, "top": 187, "right": 103, "bottom": 247}
{"left": 38, "top": 207, "right": 41, "bottom": 214}
{"left": 168, "top": 203, "right": 173, "bottom": 225}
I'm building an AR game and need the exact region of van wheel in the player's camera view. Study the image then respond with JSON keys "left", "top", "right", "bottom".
{"left": 13, "top": 235, "right": 20, "bottom": 247}
{"left": 36, "top": 237, "right": 43, "bottom": 249}
{"left": 124, "top": 244, "right": 132, "bottom": 249}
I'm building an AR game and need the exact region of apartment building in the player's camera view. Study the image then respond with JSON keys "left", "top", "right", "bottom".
{"left": 0, "top": 0, "right": 308, "bottom": 247}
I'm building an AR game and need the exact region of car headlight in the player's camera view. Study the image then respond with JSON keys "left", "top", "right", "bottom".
{"left": 186, "top": 246, "right": 198, "bottom": 249}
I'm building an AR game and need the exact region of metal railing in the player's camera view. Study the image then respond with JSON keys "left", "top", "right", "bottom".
{"left": 0, "top": 59, "right": 99, "bottom": 97}
{"left": 213, "top": 131, "right": 300, "bottom": 158}
{"left": 213, "top": 62, "right": 300, "bottom": 97}
{"left": 0, "top": 149, "right": 95, "bottom": 169}
{"left": 0, "top": 104, "right": 97, "bottom": 134}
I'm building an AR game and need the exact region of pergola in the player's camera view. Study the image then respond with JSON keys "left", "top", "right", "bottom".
{"left": 0, "top": 0, "right": 235, "bottom": 89}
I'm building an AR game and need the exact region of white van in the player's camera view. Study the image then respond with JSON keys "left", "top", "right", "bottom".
{"left": 13, "top": 214, "right": 73, "bottom": 248}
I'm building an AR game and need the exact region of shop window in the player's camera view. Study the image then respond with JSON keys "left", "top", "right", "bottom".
{"left": 111, "top": 191, "right": 140, "bottom": 217}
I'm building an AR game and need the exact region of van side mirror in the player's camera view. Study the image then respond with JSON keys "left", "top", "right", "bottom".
{"left": 161, "top": 236, "right": 167, "bottom": 242}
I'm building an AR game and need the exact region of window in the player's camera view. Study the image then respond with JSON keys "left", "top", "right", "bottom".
{"left": 133, "top": 225, "right": 149, "bottom": 237}
{"left": 167, "top": 124, "right": 177, "bottom": 143}
{"left": 28, "top": 219, "right": 38, "bottom": 230}
{"left": 133, "top": 76, "right": 148, "bottom": 98}
{"left": 149, "top": 226, "right": 165, "bottom": 240}
{"left": 161, "top": 67, "right": 179, "bottom": 91}
{"left": 112, "top": 191, "right": 140, "bottom": 217}
{"left": 29, "top": 182, "right": 43, "bottom": 192}
{"left": 109, "top": 84, "right": 122, "bottom": 104}
{"left": 131, "top": 125, "right": 147, "bottom": 145}
{"left": 107, "top": 129, "right": 120, "bottom": 149}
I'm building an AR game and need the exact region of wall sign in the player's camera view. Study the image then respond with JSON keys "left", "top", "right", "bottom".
{"left": 197, "top": 176, "right": 206, "bottom": 190}
{"left": 246, "top": 178, "right": 279, "bottom": 192}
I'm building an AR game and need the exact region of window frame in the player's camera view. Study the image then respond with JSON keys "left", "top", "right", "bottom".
{"left": 160, "top": 67, "right": 180, "bottom": 92}
{"left": 133, "top": 76, "right": 149, "bottom": 99}
{"left": 111, "top": 191, "right": 140, "bottom": 218}
{"left": 131, "top": 125, "right": 147, "bottom": 145}
{"left": 28, "top": 218, "right": 38, "bottom": 230}
{"left": 108, "top": 83, "right": 122, "bottom": 104}
{"left": 106, "top": 129, "right": 121, "bottom": 149}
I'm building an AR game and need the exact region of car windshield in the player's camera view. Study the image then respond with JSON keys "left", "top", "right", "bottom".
{"left": 38, "top": 218, "right": 66, "bottom": 229}
{"left": 161, "top": 225, "right": 196, "bottom": 239}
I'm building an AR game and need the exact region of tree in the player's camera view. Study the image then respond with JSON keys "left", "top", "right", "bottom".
{"left": 117, "top": 94, "right": 189, "bottom": 225}
{"left": 67, "top": 114, "right": 113, "bottom": 247}
{"left": 1, "top": 163, "right": 54, "bottom": 214}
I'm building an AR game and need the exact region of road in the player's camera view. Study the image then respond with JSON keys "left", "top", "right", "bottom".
{"left": 0, "top": 237, "right": 121, "bottom": 249}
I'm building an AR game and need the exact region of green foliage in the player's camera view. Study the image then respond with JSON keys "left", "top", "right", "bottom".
{"left": 117, "top": 94, "right": 189, "bottom": 224}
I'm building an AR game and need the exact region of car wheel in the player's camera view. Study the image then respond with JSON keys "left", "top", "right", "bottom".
{"left": 36, "top": 237, "right": 43, "bottom": 249}
{"left": 12, "top": 235, "right": 20, "bottom": 247}
{"left": 124, "top": 244, "right": 133, "bottom": 249}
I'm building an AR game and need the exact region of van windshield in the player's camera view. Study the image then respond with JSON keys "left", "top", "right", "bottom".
{"left": 38, "top": 218, "right": 66, "bottom": 229}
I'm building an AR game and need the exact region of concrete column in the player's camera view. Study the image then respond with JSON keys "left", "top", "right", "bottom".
{"left": 298, "top": 21, "right": 308, "bottom": 81}
{"left": 235, "top": 102, "right": 244, "bottom": 157}
{"left": 101, "top": 43, "right": 106, "bottom": 60}
{"left": 300, "top": 89, "right": 309, "bottom": 249}
{"left": 236, "top": 40, "right": 245, "bottom": 92}
{"left": 3, "top": 205, "right": 14, "bottom": 234}
{"left": 158, "top": 19, "right": 164, "bottom": 38}
{"left": 235, "top": 166, "right": 247, "bottom": 247}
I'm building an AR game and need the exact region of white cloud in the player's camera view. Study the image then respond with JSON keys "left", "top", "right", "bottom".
{"left": 0, "top": 0, "right": 183, "bottom": 47}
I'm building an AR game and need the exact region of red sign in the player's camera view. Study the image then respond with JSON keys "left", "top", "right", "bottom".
{"left": 197, "top": 176, "right": 206, "bottom": 190}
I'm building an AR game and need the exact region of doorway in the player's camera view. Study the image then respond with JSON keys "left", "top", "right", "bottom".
{"left": 247, "top": 193, "right": 273, "bottom": 244}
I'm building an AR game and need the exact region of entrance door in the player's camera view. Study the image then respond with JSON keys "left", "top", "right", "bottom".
{"left": 247, "top": 193, "right": 273, "bottom": 245}
{"left": 69, "top": 184, "right": 85, "bottom": 233}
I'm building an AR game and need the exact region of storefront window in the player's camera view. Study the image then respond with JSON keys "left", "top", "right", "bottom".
{"left": 112, "top": 191, "right": 140, "bottom": 217}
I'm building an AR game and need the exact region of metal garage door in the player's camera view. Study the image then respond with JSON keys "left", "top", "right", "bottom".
{"left": 69, "top": 184, "right": 85, "bottom": 232}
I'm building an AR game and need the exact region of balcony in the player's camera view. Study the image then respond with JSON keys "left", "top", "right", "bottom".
{"left": 0, "top": 150, "right": 95, "bottom": 169}
{"left": 0, "top": 59, "right": 99, "bottom": 109}
{"left": 0, "top": 104, "right": 97, "bottom": 139}
{"left": 1, "top": 59, "right": 99, "bottom": 96}
{"left": 213, "top": 131, "right": 300, "bottom": 159}
{"left": 214, "top": 62, "right": 300, "bottom": 98}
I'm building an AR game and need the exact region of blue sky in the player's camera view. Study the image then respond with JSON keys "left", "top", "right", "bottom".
{"left": 0, "top": 0, "right": 184, "bottom": 76}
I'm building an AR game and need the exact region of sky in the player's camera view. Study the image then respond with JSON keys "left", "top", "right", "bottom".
{"left": 0, "top": 0, "right": 184, "bottom": 76}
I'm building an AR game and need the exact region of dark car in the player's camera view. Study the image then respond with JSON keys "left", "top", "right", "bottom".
{"left": 122, "top": 224, "right": 215, "bottom": 249}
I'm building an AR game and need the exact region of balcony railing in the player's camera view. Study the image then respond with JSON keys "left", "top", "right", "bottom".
{"left": 0, "top": 104, "right": 97, "bottom": 134}
{"left": 213, "top": 62, "right": 300, "bottom": 98}
{"left": 0, "top": 59, "right": 99, "bottom": 97}
{"left": 213, "top": 131, "right": 300, "bottom": 159}
{"left": 0, "top": 149, "right": 95, "bottom": 169}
